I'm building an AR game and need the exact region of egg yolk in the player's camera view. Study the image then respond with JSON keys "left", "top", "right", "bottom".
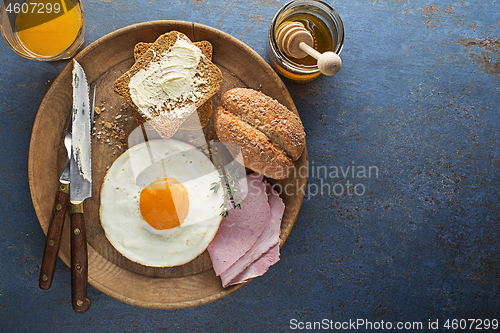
{"left": 140, "top": 178, "right": 189, "bottom": 230}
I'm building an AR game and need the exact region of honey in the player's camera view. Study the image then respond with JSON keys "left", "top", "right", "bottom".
{"left": 267, "top": 0, "right": 344, "bottom": 81}
{"left": 16, "top": 0, "right": 83, "bottom": 57}
{"left": 276, "top": 13, "right": 333, "bottom": 67}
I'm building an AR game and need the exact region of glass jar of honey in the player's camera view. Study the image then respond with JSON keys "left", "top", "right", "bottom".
{"left": 1, "top": 0, "right": 84, "bottom": 61}
{"left": 267, "top": 0, "right": 344, "bottom": 81}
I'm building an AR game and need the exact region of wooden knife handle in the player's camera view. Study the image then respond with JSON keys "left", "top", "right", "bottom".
{"left": 39, "top": 182, "right": 69, "bottom": 290}
{"left": 70, "top": 203, "right": 91, "bottom": 313}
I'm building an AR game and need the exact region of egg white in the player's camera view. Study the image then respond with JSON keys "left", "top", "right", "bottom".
{"left": 99, "top": 139, "right": 225, "bottom": 267}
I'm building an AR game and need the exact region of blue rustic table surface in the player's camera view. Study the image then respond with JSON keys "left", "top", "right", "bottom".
{"left": 1, "top": 0, "right": 499, "bottom": 331}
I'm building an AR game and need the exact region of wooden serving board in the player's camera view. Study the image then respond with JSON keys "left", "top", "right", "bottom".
{"left": 28, "top": 21, "right": 308, "bottom": 309}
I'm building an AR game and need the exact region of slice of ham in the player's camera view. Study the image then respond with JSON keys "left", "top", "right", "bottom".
{"left": 220, "top": 182, "right": 285, "bottom": 287}
{"left": 225, "top": 243, "right": 280, "bottom": 287}
{"left": 208, "top": 173, "right": 271, "bottom": 276}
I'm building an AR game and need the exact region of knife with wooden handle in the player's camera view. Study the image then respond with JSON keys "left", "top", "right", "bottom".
{"left": 70, "top": 59, "right": 92, "bottom": 313}
{"left": 39, "top": 124, "right": 72, "bottom": 290}
{"left": 70, "top": 202, "right": 91, "bottom": 312}
{"left": 39, "top": 179, "right": 70, "bottom": 289}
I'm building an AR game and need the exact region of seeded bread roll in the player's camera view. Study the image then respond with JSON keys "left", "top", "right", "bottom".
{"left": 133, "top": 40, "right": 214, "bottom": 130}
{"left": 214, "top": 88, "right": 305, "bottom": 180}
{"left": 113, "top": 31, "right": 222, "bottom": 139}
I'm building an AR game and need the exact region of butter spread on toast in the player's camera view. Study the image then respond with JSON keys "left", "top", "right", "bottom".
{"left": 128, "top": 36, "right": 205, "bottom": 119}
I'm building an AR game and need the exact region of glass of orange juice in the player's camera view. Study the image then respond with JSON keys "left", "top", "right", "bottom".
{"left": 1, "top": 0, "right": 84, "bottom": 61}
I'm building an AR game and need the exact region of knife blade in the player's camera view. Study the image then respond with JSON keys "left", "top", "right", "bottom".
{"left": 70, "top": 59, "right": 92, "bottom": 313}
{"left": 39, "top": 122, "right": 72, "bottom": 290}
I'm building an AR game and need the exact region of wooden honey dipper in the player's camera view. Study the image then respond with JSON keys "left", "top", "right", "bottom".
{"left": 276, "top": 21, "right": 342, "bottom": 76}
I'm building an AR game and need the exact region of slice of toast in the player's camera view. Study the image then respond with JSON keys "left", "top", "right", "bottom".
{"left": 113, "top": 31, "right": 222, "bottom": 138}
{"left": 133, "top": 41, "right": 214, "bottom": 130}
{"left": 134, "top": 41, "right": 213, "bottom": 63}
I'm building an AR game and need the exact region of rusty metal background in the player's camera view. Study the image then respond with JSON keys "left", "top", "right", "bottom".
{"left": 1, "top": 0, "right": 498, "bottom": 331}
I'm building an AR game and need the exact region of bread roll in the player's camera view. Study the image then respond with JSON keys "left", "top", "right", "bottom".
{"left": 214, "top": 88, "right": 305, "bottom": 179}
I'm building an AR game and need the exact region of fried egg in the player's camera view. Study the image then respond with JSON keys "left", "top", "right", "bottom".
{"left": 99, "top": 139, "right": 225, "bottom": 267}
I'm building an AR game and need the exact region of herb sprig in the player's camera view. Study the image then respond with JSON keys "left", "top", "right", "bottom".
{"left": 211, "top": 173, "right": 243, "bottom": 217}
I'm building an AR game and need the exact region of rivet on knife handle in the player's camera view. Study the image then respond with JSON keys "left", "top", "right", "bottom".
{"left": 39, "top": 182, "right": 70, "bottom": 290}
{"left": 70, "top": 202, "right": 91, "bottom": 313}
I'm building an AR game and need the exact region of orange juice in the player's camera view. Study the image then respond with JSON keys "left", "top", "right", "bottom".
{"left": 16, "top": 0, "right": 83, "bottom": 57}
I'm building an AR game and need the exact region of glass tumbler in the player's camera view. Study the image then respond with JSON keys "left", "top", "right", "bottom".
{"left": 1, "top": 0, "right": 84, "bottom": 61}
